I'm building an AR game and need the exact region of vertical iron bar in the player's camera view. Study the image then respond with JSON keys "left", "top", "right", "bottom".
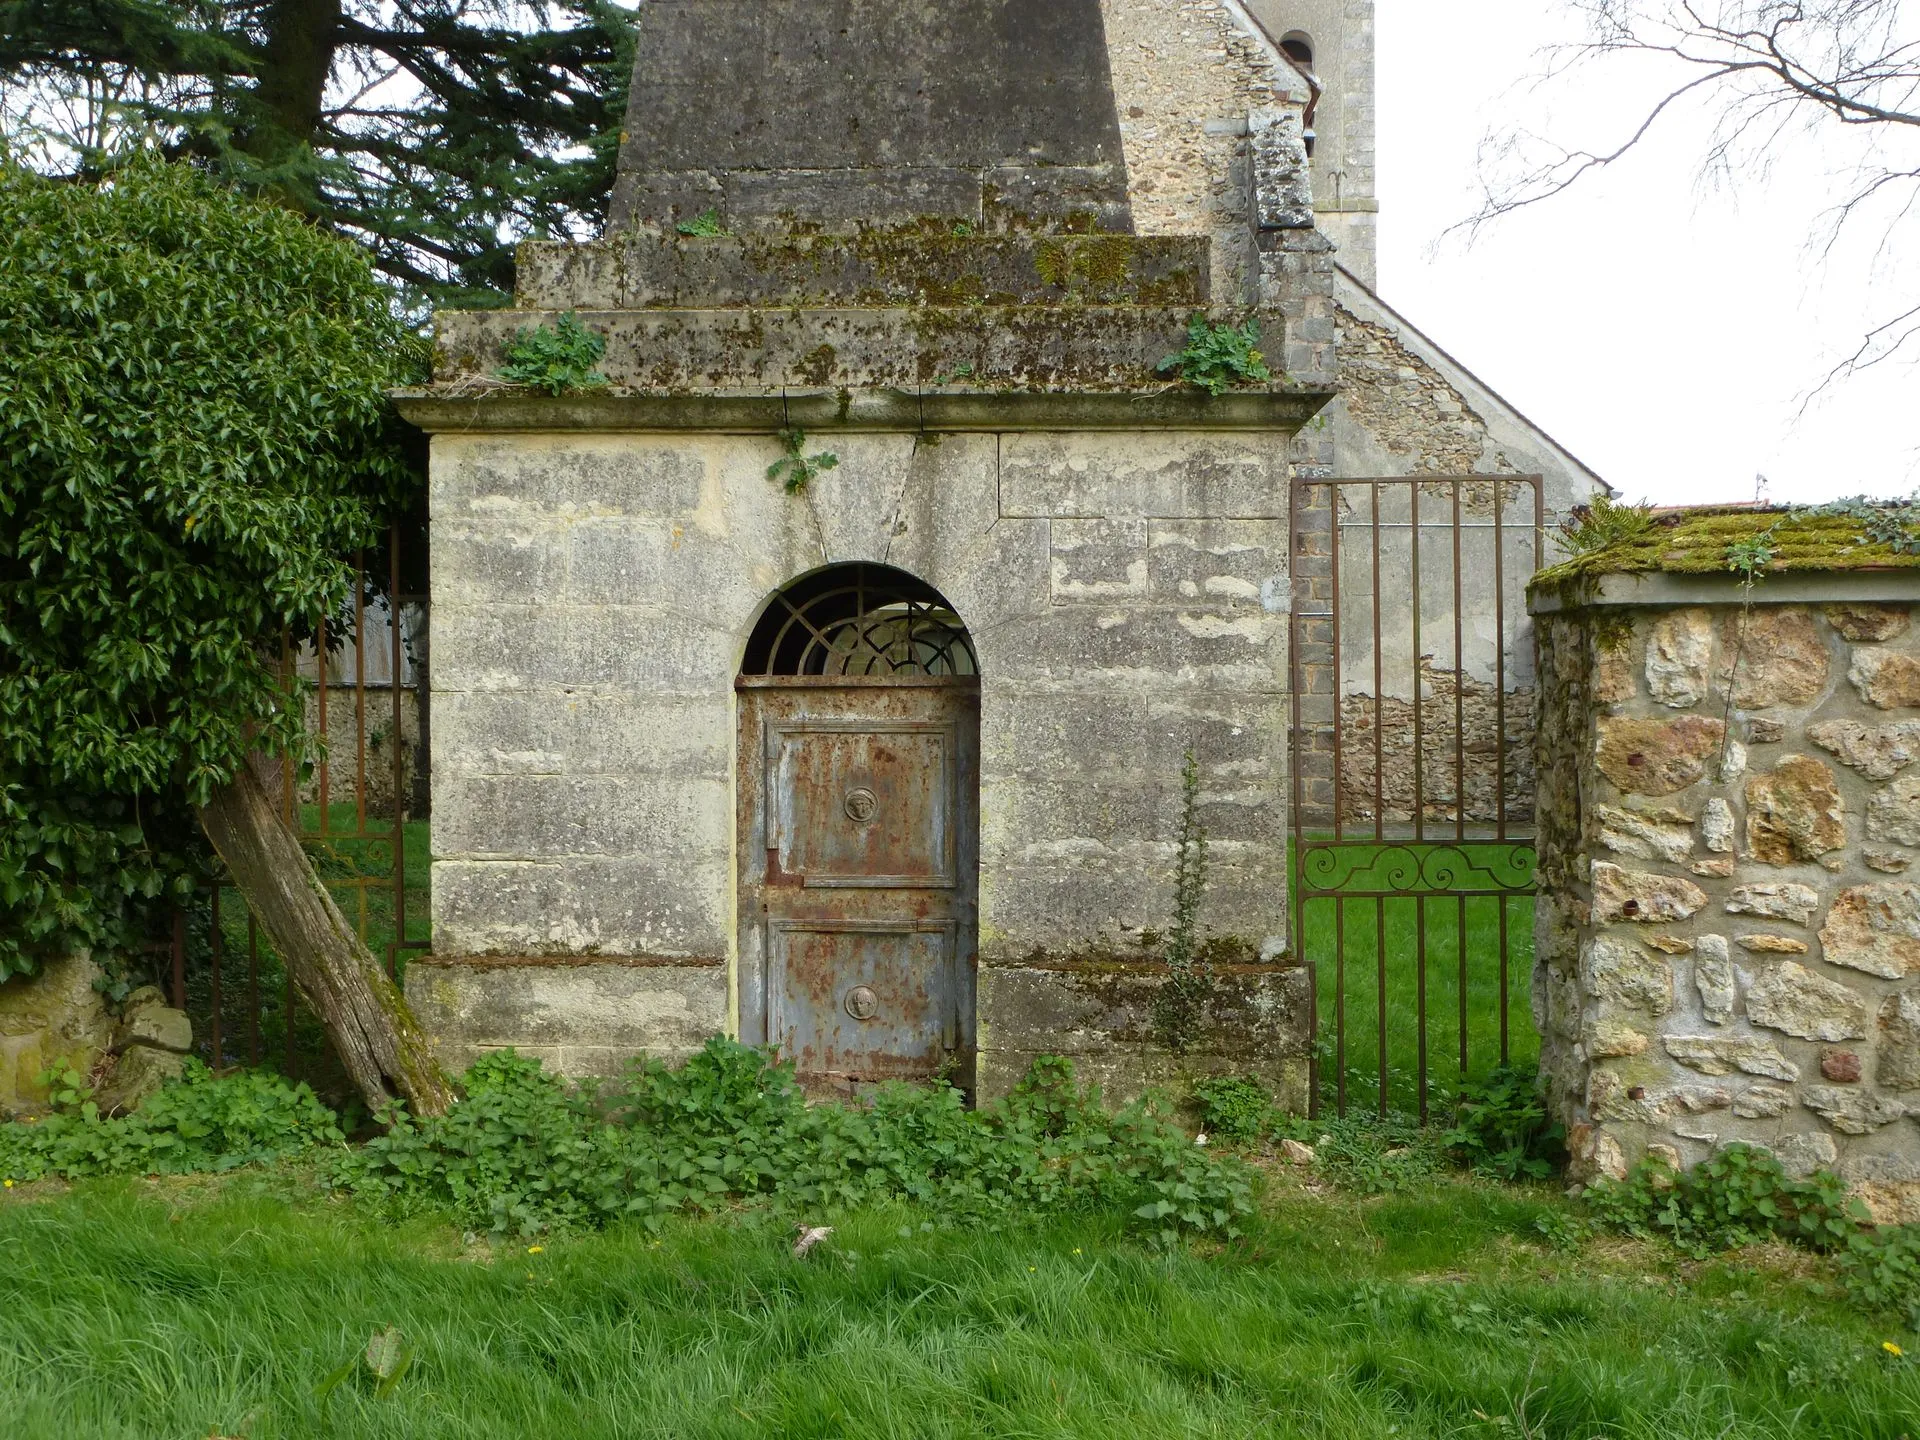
{"left": 1452, "top": 479, "right": 1464, "bottom": 843}
{"left": 1331, "top": 487, "right": 1343, "bottom": 843}
{"left": 1458, "top": 893, "right": 1468, "bottom": 1087}
{"left": 1335, "top": 896, "right": 1347, "bottom": 1116}
{"left": 316, "top": 612, "right": 329, "bottom": 832}
{"left": 355, "top": 550, "right": 368, "bottom": 833}
{"left": 210, "top": 887, "right": 223, "bottom": 1069}
{"left": 1371, "top": 488, "right": 1383, "bottom": 843}
{"left": 390, "top": 523, "right": 406, "bottom": 979}
{"left": 281, "top": 631, "right": 297, "bottom": 824}
{"left": 1499, "top": 896, "right": 1511, "bottom": 1066}
{"left": 1411, "top": 481, "right": 1423, "bottom": 845}
{"left": 1416, "top": 894, "right": 1428, "bottom": 1124}
{"left": 247, "top": 907, "right": 261, "bottom": 1067}
{"left": 1452, "top": 480, "right": 1466, "bottom": 1092}
{"left": 170, "top": 909, "right": 186, "bottom": 1010}
{"left": 1375, "top": 895, "right": 1387, "bottom": 1118}
{"left": 1494, "top": 483, "right": 1508, "bottom": 844}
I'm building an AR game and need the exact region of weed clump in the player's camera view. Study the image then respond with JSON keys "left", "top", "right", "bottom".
{"left": 1584, "top": 1143, "right": 1864, "bottom": 1259}
{"left": 340, "top": 1042, "right": 1251, "bottom": 1244}
{"left": 1156, "top": 314, "right": 1272, "bottom": 397}
{"left": 1442, "top": 1064, "right": 1565, "bottom": 1181}
{"left": 0, "top": 1060, "right": 343, "bottom": 1183}
{"left": 499, "top": 311, "right": 607, "bottom": 394}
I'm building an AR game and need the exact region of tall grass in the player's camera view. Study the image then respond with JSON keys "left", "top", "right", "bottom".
{"left": 2, "top": 1174, "right": 1916, "bottom": 1438}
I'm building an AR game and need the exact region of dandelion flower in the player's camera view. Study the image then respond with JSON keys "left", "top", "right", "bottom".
{"left": 527, "top": 1246, "right": 544, "bottom": 1254}
{"left": 1885, "top": 1341, "right": 1904, "bottom": 1357}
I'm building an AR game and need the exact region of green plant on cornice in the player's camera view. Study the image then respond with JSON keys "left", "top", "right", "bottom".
{"left": 1152, "top": 750, "right": 1213, "bottom": 1054}
{"left": 499, "top": 312, "right": 607, "bottom": 395}
{"left": 1556, "top": 494, "right": 1654, "bottom": 560}
{"left": 675, "top": 208, "right": 729, "bottom": 237}
{"left": 1807, "top": 493, "right": 1920, "bottom": 554}
{"left": 767, "top": 426, "right": 840, "bottom": 495}
{"left": 1156, "top": 314, "right": 1272, "bottom": 397}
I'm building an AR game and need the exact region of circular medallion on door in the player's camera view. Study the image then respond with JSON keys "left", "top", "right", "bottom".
{"left": 844, "top": 985, "right": 879, "bottom": 1021}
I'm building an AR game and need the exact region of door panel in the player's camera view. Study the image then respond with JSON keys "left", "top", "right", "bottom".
{"left": 769, "top": 920, "right": 957, "bottom": 1080}
{"left": 738, "top": 677, "right": 979, "bottom": 1090}
{"left": 768, "top": 722, "right": 954, "bottom": 888}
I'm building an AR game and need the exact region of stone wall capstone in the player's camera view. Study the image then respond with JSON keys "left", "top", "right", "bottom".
{"left": 1534, "top": 581, "right": 1920, "bottom": 1218}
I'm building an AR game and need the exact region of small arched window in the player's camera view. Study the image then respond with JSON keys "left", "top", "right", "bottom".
{"left": 742, "top": 563, "right": 978, "bottom": 677}
{"left": 1279, "top": 31, "right": 1314, "bottom": 70}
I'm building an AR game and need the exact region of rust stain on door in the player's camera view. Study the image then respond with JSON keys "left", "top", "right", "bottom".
{"left": 737, "top": 676, "right": 980, "bottom": 1090}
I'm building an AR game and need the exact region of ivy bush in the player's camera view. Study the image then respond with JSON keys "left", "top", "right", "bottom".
{"left": 341, "top": 1041, "right": 1253, "bottom": 1244}
{"left": 0, "top": 157, "right": 425, "bottom": 981}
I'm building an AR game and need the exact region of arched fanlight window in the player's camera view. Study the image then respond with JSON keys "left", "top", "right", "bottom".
{"left": 742, "top": 563, "right": 978, "bottom": 677}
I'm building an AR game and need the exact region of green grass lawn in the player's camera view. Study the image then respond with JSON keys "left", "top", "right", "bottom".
{"left": 4, "top": 1168, "right": 1916, "bottom": 1439}
{"left": 1297, "top": 841, "right": 1536, "bottom": 1120}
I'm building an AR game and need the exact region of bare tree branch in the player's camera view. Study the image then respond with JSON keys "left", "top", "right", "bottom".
{"left": 1463, "top": 0, "right": 1920, "bottom": 384}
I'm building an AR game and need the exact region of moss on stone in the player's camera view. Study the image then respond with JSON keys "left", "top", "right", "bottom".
{"left": 1533, "top": 505, "right": 1920, "bottom": 593}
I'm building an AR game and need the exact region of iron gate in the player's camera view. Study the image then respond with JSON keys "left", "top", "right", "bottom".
{"left": 1290, "top": 477, "right": 1545, "bottom": 1120}
{"left": 149, "top": 523, "right": 429, "bottom": 1091}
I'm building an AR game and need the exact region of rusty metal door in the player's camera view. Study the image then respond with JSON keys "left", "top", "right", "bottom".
{"left": 736, "top": 675, "right": 980, "bottom": 1090}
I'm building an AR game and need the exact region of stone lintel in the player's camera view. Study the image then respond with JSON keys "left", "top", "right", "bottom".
{"left": 431, "top": 304, "right": 1277, "bottom": 394}
{"left": 411, "top": 954, "right": 725, "bottom": 971}
{"left": 1530, "top": 569, "right": 1920, "bottom": 614}
{"left": 393, "top": 387, "right": 1334, "bottom": 436}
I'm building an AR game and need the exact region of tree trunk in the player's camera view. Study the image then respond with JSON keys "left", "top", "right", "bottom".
{"left": 249, "top": 0, "right": 343, "bottom": 155}
{"left": 197, "top": 752, "right": 454, "bottom": 1118}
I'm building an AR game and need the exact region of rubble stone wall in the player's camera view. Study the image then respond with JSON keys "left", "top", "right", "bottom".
{"left": 1535, "top": 581, "right": 1920, "bottom": 1217}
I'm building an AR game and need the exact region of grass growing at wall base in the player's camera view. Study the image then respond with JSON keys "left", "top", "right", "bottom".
{"left": 4, "top": 1167, "right": 1917, "bottom": 1439}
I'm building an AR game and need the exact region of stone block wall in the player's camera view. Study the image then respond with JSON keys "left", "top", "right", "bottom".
{"left": 411, "top": 422, "right": 1309, "bottom": 1085}
{"left": 0, "top": 954, "right": 112, "bottom": 1116}
{"left": 977, "top": 959, "right": 1310, "bottom": 1106}
{"left": 1534, "top": 578, "right": 1920, "bottom": 1216}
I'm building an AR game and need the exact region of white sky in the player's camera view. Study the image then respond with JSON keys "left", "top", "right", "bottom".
{"left": 1374, "top": 0, "right": 1920, "bottom": 506}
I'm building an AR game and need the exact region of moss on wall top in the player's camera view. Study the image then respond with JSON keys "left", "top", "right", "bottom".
{"left": 1533, "top": 502, "right": 1920, "bottom": 591}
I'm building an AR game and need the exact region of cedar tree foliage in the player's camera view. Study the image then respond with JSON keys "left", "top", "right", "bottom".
{"left": 0, "top": 157, "right": 427, "bottom": 983}
{"left": 0, "top": 1, "right": 639, "bottom": 307}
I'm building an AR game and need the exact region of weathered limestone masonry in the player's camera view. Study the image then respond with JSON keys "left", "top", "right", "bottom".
{"left": 394, "top": 0, "right": 1333, "bottom": 1101}
{"left": 0, "top": 956, "right": 193, "bottom": 1117}
{"left": 1533, "top": 551, "right": 1920, "bottom": 1218}
{"left": 1240, "top": 0, "right": 1606, "bottom": 831}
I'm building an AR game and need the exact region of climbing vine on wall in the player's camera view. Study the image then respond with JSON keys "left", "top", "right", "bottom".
{"left": 1152, "top": 750, "right": 1213, "bottom": 1053}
